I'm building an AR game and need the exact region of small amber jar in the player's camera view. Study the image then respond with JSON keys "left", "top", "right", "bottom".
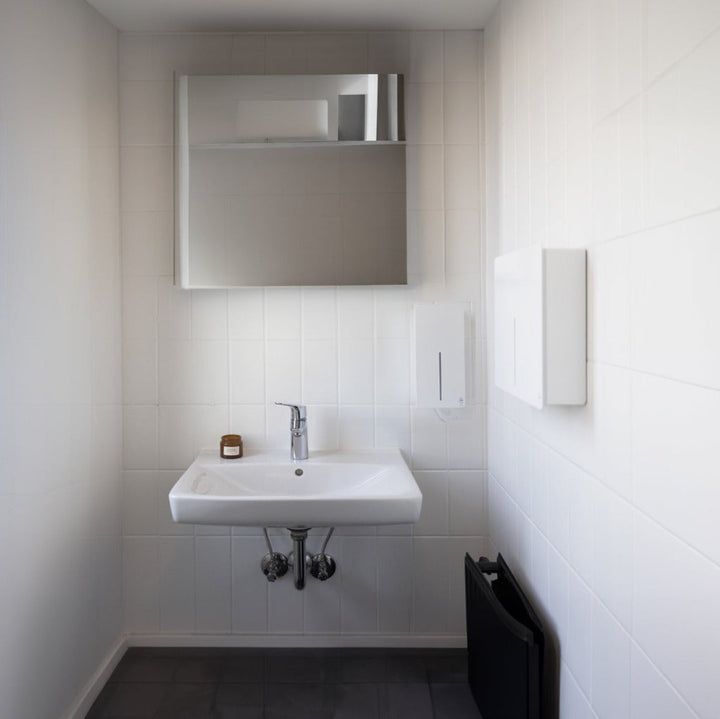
{"left": 220, "top": 434, "right": 243, "bottom": 459}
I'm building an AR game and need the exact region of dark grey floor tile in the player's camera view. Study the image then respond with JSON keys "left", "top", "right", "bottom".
{"left": 220, "top": 655, "right": 265, "bottom": 683}
{"left": 173, "top": 657, "right": 223, "bottom": 683}
{"left": 324, "top": 648, "right": 387, "bottom": 660}
{"left": 333, "top": 683, "right": 382, "bottom": 719}
{"left": 382, "top": 683, "right": 433, "bottom": 719}
{"left": 174, "top": 647, "right": 241, "bottom": 658}
{"left": 121, "top": 647, "right": 170, "bottom": 659}
{"left": 424, "top": 652, "right": 468, "bottom": 683}
{"left": 266, "top": 652, "right": 327, "bottom": 683}
{"left": 328, "top": 655, "right": 387, "bottom": 683}
{"left": 264, "top": 682, "right": 333, "bottom": 719}
{"left": 85, "top": 682, "right": 170, "bottom": 718}
{"left": 214, "top": 683, "right": 263, "bottom": 718}
{"left": 430, "top": 683, "right": 482, "bottom": 718}
{"left": 85, "top": 684, "right": 115, "bottom": 718}
{"left": 214, "top": 708, "right": 263, "bottom": 719}
{"left": 112, "top": 656, "right": 179, "bottom": 683}
{"left": 383, "top": 655, "right": 427, "bottom": 683}
{"left": 215, "top": 682, "right": 263, "bottom": 705}
{"left": 88, "top": 646, "right": 480, "bottom": 719}
{"left": 123, "top": 647, "right": 196, "bottom": 659}
{"left": 152, "top": 683, "right": 216, "bottom": 719}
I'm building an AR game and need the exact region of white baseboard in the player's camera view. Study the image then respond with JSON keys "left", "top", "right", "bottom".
{"left": 126, "top": 633, "right": 467, "bottom": 649}
{"left": 62, "top": 637, "right": 127, "bottom": 719}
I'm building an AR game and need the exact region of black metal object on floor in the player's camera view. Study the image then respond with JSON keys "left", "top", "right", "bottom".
{"left": 465, "top": 552, "right": 545, "bottom": 719}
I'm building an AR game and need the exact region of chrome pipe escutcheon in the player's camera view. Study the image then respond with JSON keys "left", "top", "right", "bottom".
{"left": 261, "top": 552, "right": 289, "bottom": 582}
{"left": 309, "top": 553, "right": 336, "bottom": 581}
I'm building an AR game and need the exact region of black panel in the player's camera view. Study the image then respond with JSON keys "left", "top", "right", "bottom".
{"left": 465, "top": 553, "right": 544, "bottom": 719}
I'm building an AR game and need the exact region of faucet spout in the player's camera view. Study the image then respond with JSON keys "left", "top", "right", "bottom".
{"left": 275, "top": 402, "right": 309, "bottom": 460}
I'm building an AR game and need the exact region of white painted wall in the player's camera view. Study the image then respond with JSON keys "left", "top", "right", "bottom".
{"left": 0, "top": 1, "right": 123, "bottom": 717}
{"left": 485, "top": 1, "right": 720, "bottom": 718}
{"left": 120, "top": 31, "right": 488, "bottom": 641}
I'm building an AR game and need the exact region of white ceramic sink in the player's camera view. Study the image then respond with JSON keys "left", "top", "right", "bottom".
{"left": 169, "top": 448, "right": 422, "bottom": 527}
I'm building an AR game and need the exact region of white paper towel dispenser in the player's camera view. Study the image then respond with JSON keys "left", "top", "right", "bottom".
{"left": 414, "top": 304, "right": 466, "bottom": 408}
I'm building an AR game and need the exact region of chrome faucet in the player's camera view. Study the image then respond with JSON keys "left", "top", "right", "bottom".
{"left": 275, "top": 402, "right": 308, "bottom": 460}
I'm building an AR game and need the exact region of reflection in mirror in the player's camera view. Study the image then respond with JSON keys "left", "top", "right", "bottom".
{"left": 175, "top": 74, "right": 407, "bottom": 288}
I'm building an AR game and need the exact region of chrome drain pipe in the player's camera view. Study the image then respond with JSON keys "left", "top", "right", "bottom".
{"left": 288, "top": 527, "right": 311, "bottom": 590}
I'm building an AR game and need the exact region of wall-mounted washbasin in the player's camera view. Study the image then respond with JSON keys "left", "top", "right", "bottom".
{"left": 169, "top": 448, "right": 422, "bottom": 527}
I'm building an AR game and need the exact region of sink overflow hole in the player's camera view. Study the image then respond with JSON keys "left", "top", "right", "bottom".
{"left": 295, "top": 468, "right": 304, "bottom": 476}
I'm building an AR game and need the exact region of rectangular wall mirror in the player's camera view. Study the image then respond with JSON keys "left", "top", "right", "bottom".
{"left": 175, "top": 73, "right": 407, "bottom": 288}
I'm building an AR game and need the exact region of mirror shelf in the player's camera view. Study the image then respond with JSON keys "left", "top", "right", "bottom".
{"left": 190, "top": 140, "right": 406, "bottom": 149}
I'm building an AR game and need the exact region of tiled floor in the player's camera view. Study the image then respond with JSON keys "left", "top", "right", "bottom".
{"left": 85, "top": 647, "right": 481, "bottom": 718}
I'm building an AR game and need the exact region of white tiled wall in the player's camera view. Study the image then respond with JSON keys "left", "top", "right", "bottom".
{"left": 0, "top": 0, "right": 122, "bottom": 717}
{"left": 485, "top": 1, "right": 720, "bottom": 717}
{"left": 120, "top": 31, "right": 487, "bottom": 640}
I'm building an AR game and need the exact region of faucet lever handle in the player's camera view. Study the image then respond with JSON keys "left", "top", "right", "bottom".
{"left": 274, "top": 402, "right": 307, "bottom": 426}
